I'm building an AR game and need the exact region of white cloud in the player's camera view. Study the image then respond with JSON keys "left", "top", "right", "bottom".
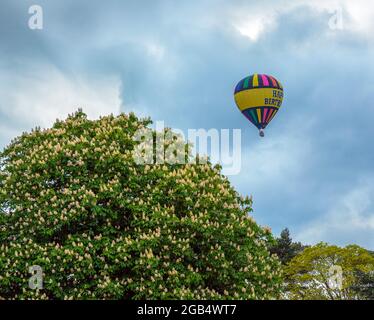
{"left": 300, "top": 0, "right": 374, "bottom": 35}
{"left": 234, "top": 15, "right": 276, "bottom": 42}
{"left": 229, "top": 3, "right": 279, "bottom": 42}
{"left": 0, "top": 64, "right": 121, "bottom": 136}
{"left": 342, "top": 1, "right": 374, "bottom": 36}
{"left": 146, "top": 43, "right": 165, "bottom": 61}
{"left": 230, "top": 0, "right": 374, "bottom": 41}
{"left": 296, "top": 178, "right": 374, "bottom": 249}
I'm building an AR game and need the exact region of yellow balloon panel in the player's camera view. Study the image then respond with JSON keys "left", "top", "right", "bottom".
{"left": 234, "top": 88, "right": 283, "bottom": 111}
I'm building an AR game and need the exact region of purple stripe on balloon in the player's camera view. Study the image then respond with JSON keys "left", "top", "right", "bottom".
{"left": 242, "top": 110, "right": 256, "bottom": 126}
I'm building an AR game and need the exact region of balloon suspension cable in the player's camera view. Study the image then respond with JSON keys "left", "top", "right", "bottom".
{"left": 259, "top": 129, "right": 265, "bottom": 137}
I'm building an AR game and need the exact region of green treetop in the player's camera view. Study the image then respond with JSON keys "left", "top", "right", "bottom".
{"left": 0, "top": 110, "right": 282, "bottom": 300}
{"left": 284, "top": 242, "right": 374, "bottom": 300}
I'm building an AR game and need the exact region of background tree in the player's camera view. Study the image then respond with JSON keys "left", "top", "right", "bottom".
{"left": 0, "top": 110, "right": 282, "bottom": 300}
{"left": 352, "top": 269, "right": 374, "bottom": 300}
{"left": 270, "top": 228, "right": 306, "bottom": 265}
{"left": 352, "top": 250, "right": 374, "bottom": 300}
{"left": 284, "top": 243, "right": 374, "bottom": 300}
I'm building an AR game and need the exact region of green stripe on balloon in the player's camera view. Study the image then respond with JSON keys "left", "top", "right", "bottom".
{"left": 250, "top": 109, "right": 257, "bottom": 124}
{"left": 243, "top": 77, "right": 250, "bottom": 89}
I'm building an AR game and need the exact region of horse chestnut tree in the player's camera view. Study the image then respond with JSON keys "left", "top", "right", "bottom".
{"left": 0, "top": 110, "right": 282, "bottom": 299}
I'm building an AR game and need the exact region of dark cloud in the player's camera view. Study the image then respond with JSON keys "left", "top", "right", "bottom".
{"left": 0, "top": 0, "right": 373, "bottom": 248}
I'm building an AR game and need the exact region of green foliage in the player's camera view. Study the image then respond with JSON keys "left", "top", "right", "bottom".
{"left": 270, "top": 228, "right": 306, "bottom": 265}
{"left": 0, "top": 110, "right": 282, "bottom": 300}
{"left": 351, "top": 269, "right": 374, "bottom": 300}
{"left": 284, "top": 242, "right": 374, "bottom": 300}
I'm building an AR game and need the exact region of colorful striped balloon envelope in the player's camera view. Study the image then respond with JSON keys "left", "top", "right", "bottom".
{"left": 234, "top": 74, "right": 284, "bottom": 137}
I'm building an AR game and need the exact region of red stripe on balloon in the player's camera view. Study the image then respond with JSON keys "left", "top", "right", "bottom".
{"left": 261, "top": 74, "right": 269, "bottom": 86}
{"left": 269, "top": 76, "right": 278, "bottom": 88}
{"left": 263, "top": 108, "right": 269, "bottom": 122}
{"left": 268, "top": 109, "right": 278, "bottom": 123}
{"left": 266, "top": 109, "right": 274, "bottom": 123}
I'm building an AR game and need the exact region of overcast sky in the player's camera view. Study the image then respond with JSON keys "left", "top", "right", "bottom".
{"left": 1, "top": 0, "right": 374, "bottom": 249}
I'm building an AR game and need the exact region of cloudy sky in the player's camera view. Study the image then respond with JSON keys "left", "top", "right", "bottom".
{"left": 1, "top": 0, "right": 374, "bottom": 249}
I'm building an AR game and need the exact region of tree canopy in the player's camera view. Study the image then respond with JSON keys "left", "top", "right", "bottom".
{"left": 0, "top": 110, "right": 282, "bottom": 300}
{"left": 270, "top": 228, "right": 306, "bottom": 265}
{"left": 284, "top": 242, "right": 374, "bottom": 300}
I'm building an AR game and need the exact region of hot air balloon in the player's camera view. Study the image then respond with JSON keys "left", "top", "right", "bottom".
{"left": 234, "top": 74, "right": 284, "bottom": 137}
